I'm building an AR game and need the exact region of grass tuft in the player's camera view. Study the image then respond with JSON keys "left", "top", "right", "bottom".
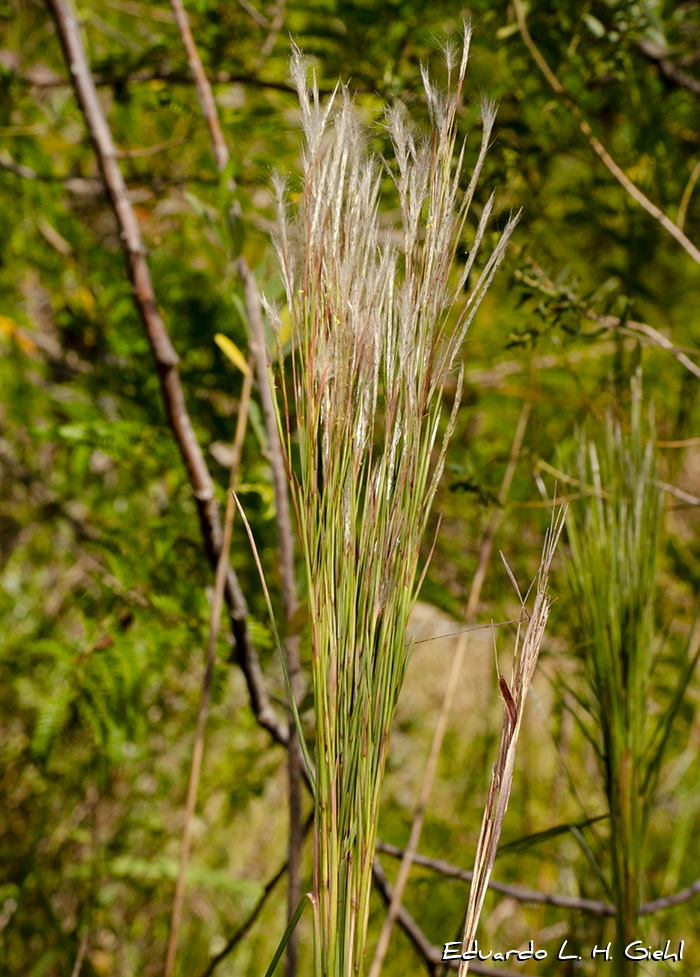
{"left": 265, "top": 24, "right": 519, "bottom": 976}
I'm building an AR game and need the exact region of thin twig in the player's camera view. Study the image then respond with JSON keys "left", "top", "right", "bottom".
{"left": 69, "top": 930, "right": 89, "bottom": 977}
{"left": 408, "top": 618, "right": 529, "bottom": 646}
{"left": 236, "top": 0, "right": 268, "bottom": 27}
{"left": 164, "top": 360, "right": 254, "bottom": 977}
{"left": 114, "top": 136, "right": 188, "bottom": 158}
{"left": 637, "top": 39, "right": 700, "bottom": 98}
{"left": 168, "top": 3, "right": 304, "bottom": 961}
{"left": 657, "top": 437, "right": 700, "bottom": 447}
{"left": 371, "top": 858, "right": 517, "bottom": 977}
{"left": 512, "top": 0, "right": 700, "bottom": 268}
{"left": 639, "top": 876, "right": 700, "bottom": 914}
{"left": 0, "top": 151, "right": 220, "bottom": 188}
{"left": 676, "top": 157, "right": 700, "bottom": 232}
{"left": 585, "top": 310, "right": 700, "bottom": 381}
{"left": 369, "top": 403, "right": 530, "bottom": 976}
{"left": 199, "top": 812, "right": 313, "bottom": 977}
{"left": 169, "top": 0, "right": 229, "bottom": 172}
{"left": 654, "top": 480, "right": 700, "bottom": 507}
{"left": 240, "top": 255, "right": 303, "bottom": 977}
{"left": 259, "top": 0, "right": 286, "bottom": 61}
{"left": 374, "top": 841, "right": 616, "bottom": 916}
{"left": 200, "top": 863, "right": 286, "bottom": 977}
{"left": 19, "top": 65, "right": 299, "bottom": 93}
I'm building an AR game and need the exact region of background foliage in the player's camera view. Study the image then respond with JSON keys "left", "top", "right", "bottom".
{"left": 2, "top": 1, "right": 700, "bottom": 975}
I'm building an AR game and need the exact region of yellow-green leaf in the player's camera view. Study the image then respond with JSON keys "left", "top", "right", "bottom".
{"left": 214, "top": 334, "right": 251, "bottom": 376}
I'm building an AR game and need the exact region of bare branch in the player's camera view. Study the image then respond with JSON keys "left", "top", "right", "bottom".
{"left": 654, "top": 481, "right": 700, "bottom": 507}
{"left": 512, "top": 0, "right": 700, "bottom": 268}
{"left": 375, "top": 840, "right": 616, "bottom": 916}
{"left": 236, "top": 0, "right": 269, "bottom": 28}
{"left": 259, "top": 0, "right": 286, "bottom": 60}
{"left": 377, "top": 840, "right": 700, "bottom": 917}
{"left": 114, "top": 136, "right": 188, "bottom": 158}
{"left": 69, "top": 930, "right": 89, "bottom": 977}
{"left": 19, "top": 65, "right": 298, "bottom": 93}
{"left": 200, "top": 861, "right": 287, "bottom": 977}
{"left": 371, "top": 858, "right": 519, "bottom": 977}
{"left": 640, "top": 876, "right": 700, "bottom": 914}
{"left": 165, "top": 2, "right": 303, "bottom": 968}
{"left": 585, "top": 310, "right": 700, "bottom": 381}
{"left": 239, "top": 256, "right": 303, "bottom": 976}
{"left": 169, "top": 0, "right": 229, "bottom": 171}
{"left": 637, "top": 39, "right": 700, "bottom": 98}
{"left": 45, "top": 0, "right": 287, "bottom": 749}
{"left": 165, "top": 358, "right": 254, "bottom": 977}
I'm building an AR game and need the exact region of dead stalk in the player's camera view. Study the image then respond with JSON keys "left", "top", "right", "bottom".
{"left": 169, "top": 0, "right": 229, "bottom": 171}
{"left": 458, "top": 507, "right": 566, "bottom": 975}
{"left": 239, "top": 256, "right": 304, "bottom": 976}
{"left": 164, "top": 360, "right": 254, "bottom": 977}
{"left": 165, "top": 5, "right": 304, "bottom": 971}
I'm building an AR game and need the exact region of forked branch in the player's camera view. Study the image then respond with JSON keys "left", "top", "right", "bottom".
{"left": 45, "top": 0, "right": 286, "bottom": 743}
{"left": 512, "top": 0, "right": 700, "bottom": 268}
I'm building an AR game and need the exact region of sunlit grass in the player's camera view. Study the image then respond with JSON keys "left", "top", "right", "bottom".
{"left": 265, "top": 26, "right": 518, "bottom": 976}
{"left": 565, "top": 374, "right": 700, "bottom": 975}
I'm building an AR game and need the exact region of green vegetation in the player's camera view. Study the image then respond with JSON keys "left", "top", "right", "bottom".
{"left": 2, "top": 2, "right": 700, "bottom": 976}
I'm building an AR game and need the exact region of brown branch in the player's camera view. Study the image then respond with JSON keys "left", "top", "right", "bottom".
{"left": 169, "top": 0, "right": 229, "bottom": 172}
{"left": 164, "top": 357, "right": 254, "bottom": 977}
{"left": 637, "top": 39, "right": 700, "bottom": 98}
{"left": 69, "top": 930, "right": 89, "bottom": 977}
{"left": 160, "top": 4, "right": 300, "bottom": 968}
{"left": 654, "top": 480, "right": 700, "bottom": 507}
{"left": 45, "top": 0, "right": 287, "bottom": 751}
{"left": 512, "top": 0, "right": 700, "bottom": 268}
{"left": 586, "top": 310, "right": 700, "bottom": 381}
{"left": 0, "top": 151, "right": 222, "bottom": 188}
{"left": 377, "top": 840, "right": 700, "bottom": 917}
{"left": 236, "top": 0, "right": 268, "bottom": 28}
{"left": 114, "top": 136, "right": 188, "bottom": 158}
{"left": 164, "top": 2, "right": 303, "bottom": 969}
{"left": 639, "top": 876, "right": 700, "bottom": 914}
{"left": 371, "top": 858, "right": 518, "bottom": 977}
{"left": 201, "top": 860, "right": 287, "bottom": 977}
{"left": 259, "top": 0, "right": 286, "bottom": 61}
{"left": 200, "top": 812, "right": 313, "bottom": 977}
{"left": 20, "top": 65, "right": 298, "bottom": 93}
{"left": 0, "top": 152, "right": 39, "bottom": 179}
{"left": 369, "top": 403, "right": 530, "bottom": 977}
{"left": 375, "top": 841, "right": 615, "bottom": 916}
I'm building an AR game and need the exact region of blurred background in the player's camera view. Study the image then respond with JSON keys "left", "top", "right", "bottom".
{"left": 1, "top": 1, "right": 700, "bottom": 975}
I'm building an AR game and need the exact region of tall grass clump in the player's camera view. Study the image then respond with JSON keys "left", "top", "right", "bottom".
{"left": 565, "top": 377, "right": 699, "bottom": 974}
{"left": 264, "top": 26, "right": 519, "bottom": 976}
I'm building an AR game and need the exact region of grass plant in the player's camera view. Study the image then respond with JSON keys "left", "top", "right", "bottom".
{"left": 264, "top": 27, "right": 518, "bottom": 976}
{"left": 565, "top": 375, "right": 700, "bottom": 975}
